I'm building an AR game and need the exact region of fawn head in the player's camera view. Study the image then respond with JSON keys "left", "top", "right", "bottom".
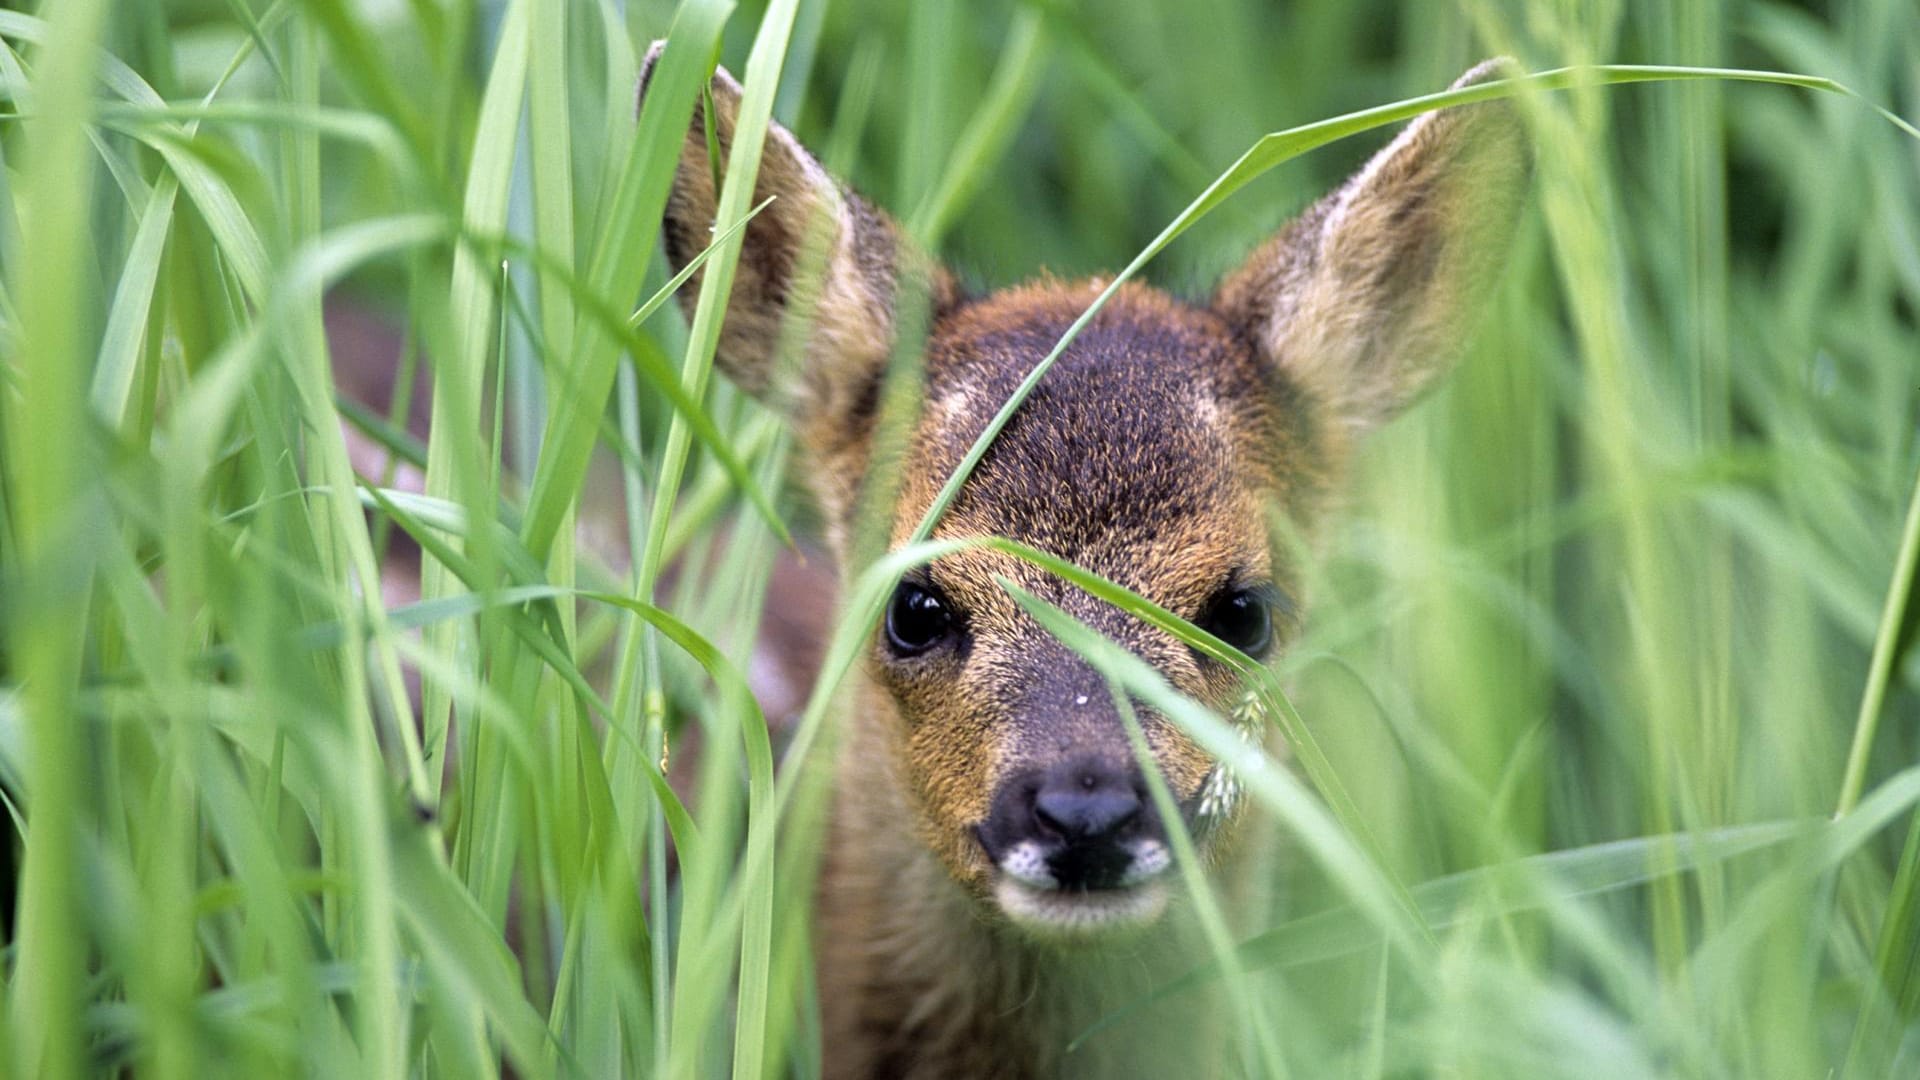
{"left": 644, "top": 48, "right": 1526, "bottom": 936}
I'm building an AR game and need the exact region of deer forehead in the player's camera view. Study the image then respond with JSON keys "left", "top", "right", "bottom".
{"left": 891, "top": 280, "right": 1282, "bottom": 607}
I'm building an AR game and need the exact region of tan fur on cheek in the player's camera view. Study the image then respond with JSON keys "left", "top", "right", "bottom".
{"left": 888, "top": 660, "right": 1005, "bottom": 887}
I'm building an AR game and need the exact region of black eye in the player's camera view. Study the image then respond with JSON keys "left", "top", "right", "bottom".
{"left": 886, "top": 580, "right": 956, "bottom": 656}
{"left": 1198, "top": 588, "right": 1273, "bottom": 658}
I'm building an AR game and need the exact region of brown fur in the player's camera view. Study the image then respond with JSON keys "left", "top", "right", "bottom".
{"left": 641, "top": 46, "right": 1526, "bottom": 1077}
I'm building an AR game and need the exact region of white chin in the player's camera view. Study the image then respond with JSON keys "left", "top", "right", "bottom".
{"left": 992, "top": 877, "right": 1171, "bottom": 938}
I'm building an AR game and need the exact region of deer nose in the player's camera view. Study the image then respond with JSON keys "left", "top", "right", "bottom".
{"left": 976, "top": 754, "right": 1167, "bottom": 893}
{"left": 1034, "top": 759, "right": 1142, "bottom": 842}
{"left": 1025, "top": 757, "right": 1148, "bottom": 891}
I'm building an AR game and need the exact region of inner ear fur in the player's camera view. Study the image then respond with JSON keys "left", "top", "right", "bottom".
{"left": 1213, "top": 59, "right": 1530, "bottom": 436}
{"left": 639, "top": 43, "right": 957, "bottom": 441}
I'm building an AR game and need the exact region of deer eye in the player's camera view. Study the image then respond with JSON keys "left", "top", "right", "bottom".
{"left": 886, "top": 580, "right": 956, "bottom": 656}
{"left": 1198, "top": 588, "right": 1273, "bottom": 658}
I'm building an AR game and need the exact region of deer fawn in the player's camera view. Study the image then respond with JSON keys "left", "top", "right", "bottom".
{"left": 642, "top": 46, "right": 1525, "bottom": 1078}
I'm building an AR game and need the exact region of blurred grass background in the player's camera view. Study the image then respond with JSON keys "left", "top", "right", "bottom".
{"left": 0, "top": 0, "right": 1917, "bottom": 1076}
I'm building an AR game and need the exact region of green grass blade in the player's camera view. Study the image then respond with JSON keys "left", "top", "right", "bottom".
{"left": 1075, "top": 820, "right": 1817, "bottom": 1047}
{"left": 1835, "top": 456, "right": 1920, "bottom": 816}
{"left": 1, "top": 1, "right": 112, "bottom": 1075}
{"left": 1005, "top": 583, "right": 1434, "bottom": 960}
{"left": 906, "top": 7, "right": 1047, "bottom": 246}
{"left": 518, "top": 0, "right": 732, "bottom": 564}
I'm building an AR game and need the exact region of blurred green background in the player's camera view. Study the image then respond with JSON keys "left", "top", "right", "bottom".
{"left": 0, "top": 0, "right": 1916, "bottom": 1076}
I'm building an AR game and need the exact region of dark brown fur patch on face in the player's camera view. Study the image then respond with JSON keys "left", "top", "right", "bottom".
{"left": 911, "top": 282, "right": 1289, "bottom": 549}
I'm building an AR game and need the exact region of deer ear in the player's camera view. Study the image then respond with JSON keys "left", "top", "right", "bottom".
{"left": 1213, "top": 60, "right": 1528, "bottom": 436}
{"left": 640, "top": 43, "right": 955, "bottom": 437}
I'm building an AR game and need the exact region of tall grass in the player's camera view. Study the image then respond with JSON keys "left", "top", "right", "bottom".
{"left": 0, "top": 0, "right": 1916, "bottom": 1076}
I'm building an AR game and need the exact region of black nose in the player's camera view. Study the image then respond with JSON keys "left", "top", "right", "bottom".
{"left": 976, "top": 755, "right": 1163, "bottom": 893}
{"left": 1034, "top": 758, "right": 1142, "bottom": 842}
{"left": 1028, "top": 756, "right": 1147, "bottom": 891}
